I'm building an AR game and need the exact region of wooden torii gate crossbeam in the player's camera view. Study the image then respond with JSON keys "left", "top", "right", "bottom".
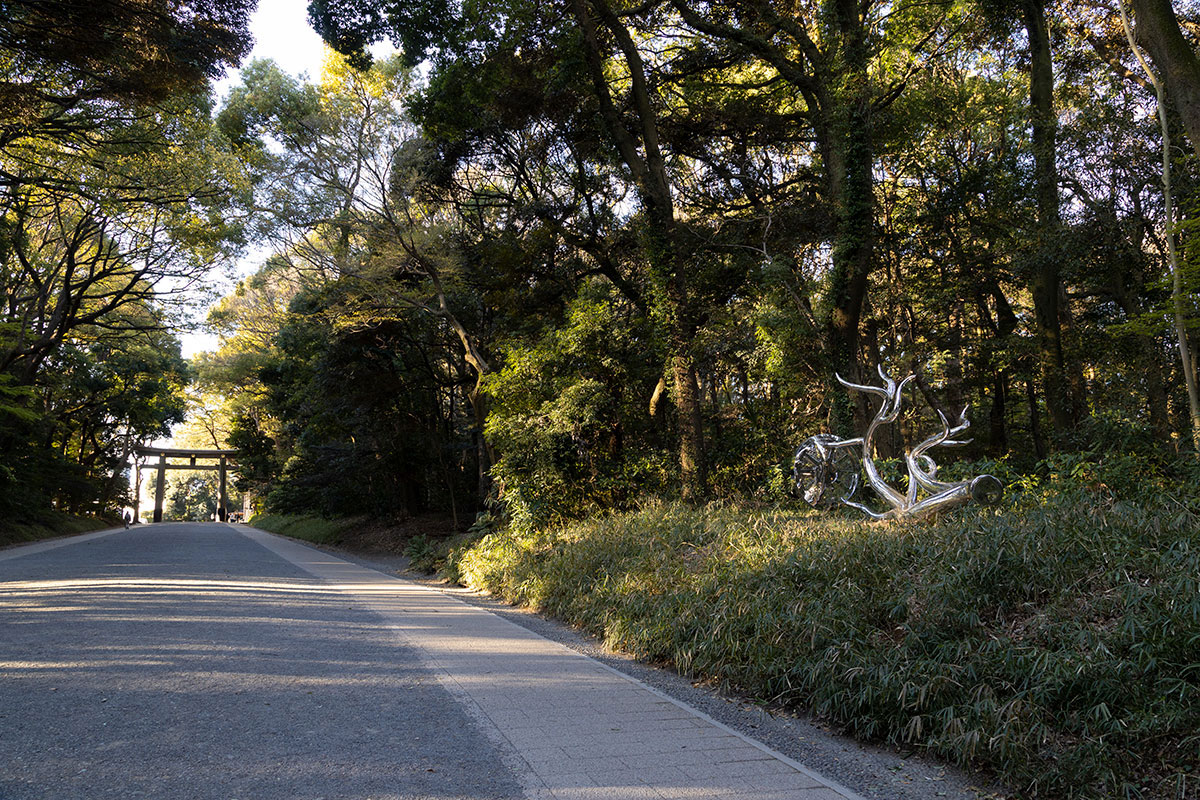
{"left": 134, "top": 447, "right": 240, "bottom": 523}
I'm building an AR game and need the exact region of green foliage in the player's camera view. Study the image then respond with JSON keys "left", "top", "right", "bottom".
{"left": 0, "top": 375, "right": 38, "bottom": 423}
{"left": 164, "top": 472, "right": 242, "bottom": 522}
{"left": 239, "top": 282, "right": 480, "bottom": 519}
{"left": 402, "top": 533, "right": 439, "bottom": 572}
{"left": 0, "top": 0, "right": 253, "bottom": 117}
{"left": 0, "top": 325, "right": 188, "bottom": 520}
{"left": 206, "top": 55, "right": 492, "bottom": 522}
{"left": 446, "top": 461, "right": 1200, "bottom": 799}
{"left": 0, "top": 512, "right": 114, "bottom": 547}
{"left": 226, "top": 413, "right": 278, "bottom": 495}
{"left": 402, "top": 515, "right": 495, "bottom": 574}
{"left": 485, "top": 282, "right": 671, "bottom": 528}
{"left": 247, "top": 513, "right": 349, "bottom": 545}
{"left": 0, "top": 21, "right": 248, "bottom": 524}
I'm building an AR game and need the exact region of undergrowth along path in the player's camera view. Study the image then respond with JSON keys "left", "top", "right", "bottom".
{"left": 445, "top": 489, "right": 1200, "bottom": 800}
{"left": 325, "top": 542, "right": 999, "bottom": 800}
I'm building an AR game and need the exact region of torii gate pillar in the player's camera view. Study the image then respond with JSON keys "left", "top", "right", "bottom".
{"left": 153, "top": 454, "right": 167, "bottom": 523}
{"left": 218, "top": 456, "right": 228, "bottom": 522}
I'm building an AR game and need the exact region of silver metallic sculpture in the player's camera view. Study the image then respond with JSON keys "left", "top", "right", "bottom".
{"left": 794, "top": 367, "right": 1003, "bottom": 520}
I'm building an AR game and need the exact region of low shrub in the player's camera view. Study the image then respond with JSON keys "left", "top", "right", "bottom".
{"left": 0, "top": 513, "right": 114, "bottom": 547}
{"left": 248, "top": 513, "right": 347, "bottom": 545}
{"left": 403, "top": 534, "right": 438, "bottom": 572}
{"left": 445, "top": 463, "right": 1200, "bottom": 799}
{"left": 405, "top": 526, "right": 491, "bottom": 579}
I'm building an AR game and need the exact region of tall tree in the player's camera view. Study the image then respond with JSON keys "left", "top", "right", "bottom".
{"left": 566, "top": 0, "right": 711, "bottom": 499}
{"left": 1121, "top": 0, "right": 1200, "bottom": 451}
{"left": 1023, "top": 0, "right": 1077, "bottom": 432}
{"left": 310, "top": 0, "right": 737, "bottom": 499}
{"left": 219, "top": 54, "right": 502, "bottom": 499}
{"left": 1129, "top": 0, "right": 1200, "bottom": 160}
{"left": 659, "top": 0, "right": 961, "bottom": 429}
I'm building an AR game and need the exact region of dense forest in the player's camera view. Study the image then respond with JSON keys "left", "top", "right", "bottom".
{"left": 0, "top": 0, "right": 254, "bottom": 523}
{"left": 201, "top": 0, "right": 1200, "bottom": 528}
{"left": 4, "top": 0, "right": 1200, "bottom": 525}
{"left": 4, "top": 1, "right": 1200, "bottom": 796}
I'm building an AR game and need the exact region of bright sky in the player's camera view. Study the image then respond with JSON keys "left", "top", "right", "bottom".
{"left": 179, "top": 0, "right": 328, "bottom": 359}
{"left": 212, "top": 0, "right": 330, "bottom": 102}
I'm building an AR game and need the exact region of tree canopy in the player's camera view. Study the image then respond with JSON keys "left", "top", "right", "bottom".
{"left": 5, "top": 0, "right": 1200, "bottom": 530}
{"left": 0, "top": 0, "right": 254, "bottom": 521}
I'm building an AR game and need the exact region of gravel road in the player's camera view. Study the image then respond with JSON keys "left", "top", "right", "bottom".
{"left": 0, "top": 523, "right": 526, "bottom": 800}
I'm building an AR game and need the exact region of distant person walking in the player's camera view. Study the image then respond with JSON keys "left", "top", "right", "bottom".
{"left": 123, "top": 511, "right": 131, "bottom": 529}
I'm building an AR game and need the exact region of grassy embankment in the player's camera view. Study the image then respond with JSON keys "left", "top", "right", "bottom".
{"left": 247, "top": 513, "right": 460, "bottom": 551}
{"left": 0, "top": 513, "right": 117, "bottom": 548}
{"left": 432, "top": 455, "right": 1199, "bottom": 800}
{"left": 246, "top": 513, "right": 355, "bottom": 545}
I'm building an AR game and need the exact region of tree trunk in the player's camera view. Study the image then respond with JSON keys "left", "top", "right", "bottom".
{"left": 1131, "top": 0, "right": 1200, "bottom": 161}
{"left": 468, "top": 385, "right": 492, "bottom": 505}
{"left": 822, "top": 0, "right": 875, "bottom": 435}
{"left": 671, "top": 352, "right": 707, "bottom": 501}
{"left": 1026, "top": 376, "right": 1047, "bottom": 460}
{"left": 989, "top": 377, "right": 1008, "bottom": 454}
{"left": 1023, "top": 0, "right": 1073, "bottom": 436}
{"left": 1142, "top": 335, "right": 1172, "bottom": 444}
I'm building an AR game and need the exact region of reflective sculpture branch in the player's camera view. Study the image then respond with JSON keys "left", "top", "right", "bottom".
{"left": 793, "top": 366, "right": 1003, "bottom": 520}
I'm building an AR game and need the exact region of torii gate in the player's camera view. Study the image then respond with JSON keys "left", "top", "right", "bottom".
{"left": 134, "top": 447, "right": 240, "bottom": 523}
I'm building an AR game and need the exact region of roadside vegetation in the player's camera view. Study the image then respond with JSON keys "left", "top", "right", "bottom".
{"left": 249, "top": 512, "right": 462, "bottom": 552}
{"left": 0, "top": 513, "right": 116, "bottom": 548}
{"left": 435, "top": 454, "right": 1200, "bottom": 800}
{"left": 248, "top": 514, "right": 350, "bottom": 546}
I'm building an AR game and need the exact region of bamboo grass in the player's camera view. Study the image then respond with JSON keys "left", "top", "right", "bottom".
{"left": 446, "top": 464, "right": 1200, "bottom": 799}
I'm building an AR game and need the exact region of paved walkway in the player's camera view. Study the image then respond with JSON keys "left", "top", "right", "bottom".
{"left": 242, "top": 526, "right": 865, "bottom": 800}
